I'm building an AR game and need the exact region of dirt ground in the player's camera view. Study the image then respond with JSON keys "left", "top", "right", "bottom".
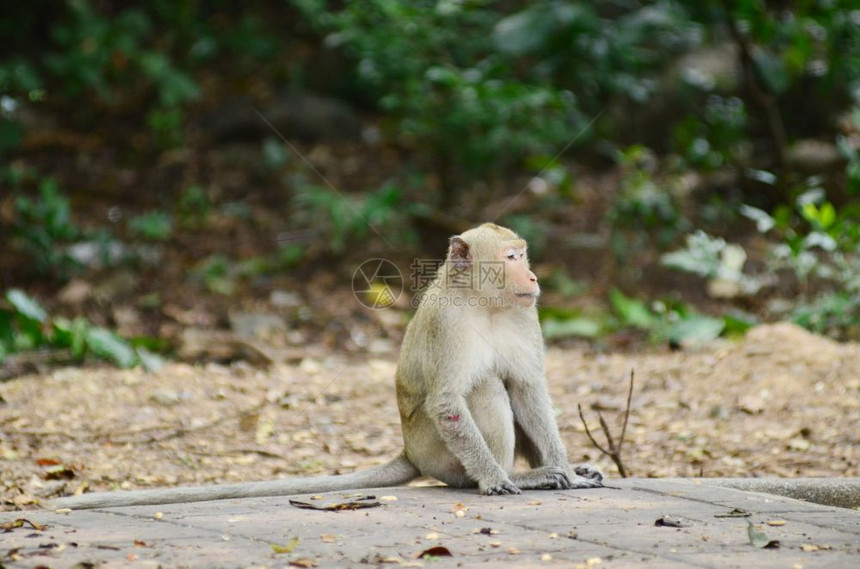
{"left": 1, "top": 322, "right": 858, "bottom": 510}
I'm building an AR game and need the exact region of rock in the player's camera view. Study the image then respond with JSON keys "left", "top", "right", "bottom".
{"left": 57, "top": 279, "right": 92, "bottom": 305}
{"left": 786, "top": 139, "right": 843, "bottom": 173}
{"left": 228, "top": 312, "right": 287, "bottom": 343}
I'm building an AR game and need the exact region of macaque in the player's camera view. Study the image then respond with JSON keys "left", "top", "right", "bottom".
{"left": 53, "top": 223, "right": 602, "bottom": 509}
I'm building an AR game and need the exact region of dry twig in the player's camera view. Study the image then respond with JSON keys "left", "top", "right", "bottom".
{"left": 578, "top": 369, "right": 635, "bottom": 477}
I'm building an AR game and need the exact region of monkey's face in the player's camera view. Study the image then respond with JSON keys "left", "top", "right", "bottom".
{"left": 501, "top": 245, "right": 540, "bottom": 307}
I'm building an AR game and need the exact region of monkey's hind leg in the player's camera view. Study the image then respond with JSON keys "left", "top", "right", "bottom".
{"left": 510, "top": 466, "right": 570, "bottom": 490}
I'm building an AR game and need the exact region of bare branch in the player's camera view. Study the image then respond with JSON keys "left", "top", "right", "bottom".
{"left": 618, "top": 369, "right": 634, "bottom": 453}
{"left": 577, "top": 402, "right": 610, "bottom": 455}
{"left": 576, "top": 369, "right": 636, "bottom": 478}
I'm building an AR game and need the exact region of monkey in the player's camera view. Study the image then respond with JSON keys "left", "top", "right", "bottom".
{"left": 52, "top": 223, "right": 602, "bottom": 509}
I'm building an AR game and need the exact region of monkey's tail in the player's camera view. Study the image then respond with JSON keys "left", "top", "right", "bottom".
{"left": 50, "top": 452, "right": 420, "bottom": 510}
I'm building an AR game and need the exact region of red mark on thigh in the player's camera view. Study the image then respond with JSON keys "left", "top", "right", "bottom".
{"left": 446, "top": 414, "right": 460, "bottom": 422}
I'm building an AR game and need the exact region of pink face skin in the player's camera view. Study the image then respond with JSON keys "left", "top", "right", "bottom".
{"left": 502, "top": 245, "right": 540, "bottom": 307}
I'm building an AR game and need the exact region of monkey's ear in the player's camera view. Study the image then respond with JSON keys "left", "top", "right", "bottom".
{"left": 448, "top": 236, "right": 472, "bottom": 270}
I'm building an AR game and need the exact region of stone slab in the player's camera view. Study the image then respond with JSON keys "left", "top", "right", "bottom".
{"left": 1, "top": 479, "right": 858, "bottom": 568}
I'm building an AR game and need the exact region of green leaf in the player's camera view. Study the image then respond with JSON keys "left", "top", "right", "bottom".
{"left": 666, "top": 314, "right": 724, "bottom": 344}
{"left": 818, "top": 201, "right": 836, "bottom": 229}
{"left": 609, "top": 289, "right": 654, "bottom": 329}
{"left": 136, "top": 347, "right": 166, "bottom": 372}
{"left": 129, "top": 211, "right": 173, "bottom": 241}
{"left": 85, "top": 327, "right": 138, "bottom": 368}
{"left": 722, "top": 312, "right": 757, "bottom": 338}
{"left": 54, "top": 316, "right": 89, "bottom": 358}
{"left": 542, "top": 317, "right": 602, "bottom": 339}
{"left": 6, "top": 289, "right": 48, "bottom": 323}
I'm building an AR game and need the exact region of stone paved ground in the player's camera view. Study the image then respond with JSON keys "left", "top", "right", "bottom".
{"left": 1, "top": 479, "right": 858, "bottom": 568}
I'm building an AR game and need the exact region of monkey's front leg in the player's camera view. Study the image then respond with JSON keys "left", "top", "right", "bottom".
{"left": 509, "top": 381, "right": 602, "bottom": 490}
{"left": 428, "top": 394, "right": 521, "bottom": 495}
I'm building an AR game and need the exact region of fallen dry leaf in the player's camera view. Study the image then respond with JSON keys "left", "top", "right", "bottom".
{"left": 0, "top": 518, "right": 46, "bottom": 531}
{"left": 801, "top": 544, "right": 831, "bottom": 552}
{"left": 271, "top": 536, "right": 299, "bottom": 554}
{"left": 289, "top": 496, "right": 380, "bottom": 511}
{"left": 715, "top": 508, "right": 751, "bottom": 518}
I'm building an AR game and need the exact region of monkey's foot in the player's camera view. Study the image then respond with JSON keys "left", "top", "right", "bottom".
{"left": 572, "top": 463, "right": 605, "bottom": 484}
{"left": 479, "top": 476, "right": 522, "bottom": 495}
{"left": 511, "top": 466, "right": 571, "bottom": 490}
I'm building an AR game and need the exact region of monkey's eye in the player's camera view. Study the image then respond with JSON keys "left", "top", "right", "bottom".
{"left": 506, "top": 253, "right": 517, "bottom": 261}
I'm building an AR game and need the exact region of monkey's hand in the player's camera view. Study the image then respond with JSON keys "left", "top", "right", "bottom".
{"left": 479, "top": 474, "right": 522, "bottom": 496}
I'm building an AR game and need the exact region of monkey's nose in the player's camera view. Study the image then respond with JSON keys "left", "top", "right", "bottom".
{"left": 528, "top": 271, "right": 537, "bottom": 282}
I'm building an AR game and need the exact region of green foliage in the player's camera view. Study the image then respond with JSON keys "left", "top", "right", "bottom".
{"left": 660, "top": 231, "right": 763, "bottom": 297}
{"left": 673, "top": 96, "right": 748, "bottom": 170}
{"left": 12, "top": 177, "right": 82, "bottom": 278}
{"left": 539, "top": 306, "right": 604, "bottom": 340}
{"left": 290, "top": 181, "right": 414, "bottom": 253}
{"left": 702, "top": 0, "right": 860, "bottom": 95}
{"left": 44, "top": 0, "right": 199, "bottom": 106}
{"left": 494, "top": 1, "right": 701, "bottom": 104}
{"left": 608, "top": 146, "right": 689, "bottom": 258}
{"left": 609, "top": 290, "right": 732, "bottom": 345}
{"left": 0, "top": 57, "right": 44, "bottom": 99}
{"left": 129, "top": 211, "right": 173, "bottom": 241}
{"left": 177, "top": 185, "right": 211, "bottom": 227}
{"left": 542, "top": 315, "right": 602, "bottom": 340}
{"left": 192, "top": 254, "right": 275, "bottom": 296}
{"left": 545, "top": 270, "right": 587, "bottom": 299}
{"left": 296, "top": 0, "right": 588, "bottom": 190}
{"left": 193, "top": 254, "right": 238, "bottom": 296}
{"left": 836, "top": 108, "right": 860, "bottom": 195}
{"left": 609, "top": 289, "right": 655, "bottom": 330}
{"left": 538, "top": 289, "right": 745, "bottom": 344}
{"left": 741, "top": 189, "right": 860, "bottom": 334}
{"left": 664, "top": 175, "right": 860, "bottom": 336}
{"left": 0, "top": 289, "right": 161, "bottom": 369}
{"left": 0, "top": 115, "right": 23, "bottom": 155}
